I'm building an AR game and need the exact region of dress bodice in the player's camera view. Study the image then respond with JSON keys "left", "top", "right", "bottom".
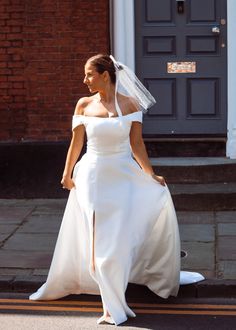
{"left": 72, "top": 112, "right": 142, "bottom": 156}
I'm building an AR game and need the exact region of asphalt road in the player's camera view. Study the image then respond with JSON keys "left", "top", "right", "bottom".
{"left": 0, "top": 293, "right": 235, "bottom": 330}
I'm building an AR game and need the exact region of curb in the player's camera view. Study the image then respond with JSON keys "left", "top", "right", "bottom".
{"left": 127, "top": 281, "right": 236, "bottom": 301}
{"left": 0, "top": 275, "right": 46, "bottom": 293}
{"left": 1, "top": 276, "right": 236, "bottom": 299}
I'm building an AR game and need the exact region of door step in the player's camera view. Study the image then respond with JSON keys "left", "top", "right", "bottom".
{"left": 169, "top": 182, "right": 236, "bottom": 211}
{"left": 151, "top": 157, "right": 236, "bottom": 211}
{"left": 145, "top": 137, "right": 226, "bottom": 157}
{"left": 151, "top": 157, "right": 236, "bottom": 183}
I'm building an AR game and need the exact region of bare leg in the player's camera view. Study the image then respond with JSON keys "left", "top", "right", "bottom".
{"left": 97, "top": 301, "right": 114, "bottom": 325}
{"left": 91, "top": 212, "right": 95, "bottom": 273}
{"left": 104, "top": 306, "right": 110, "bottom": 317}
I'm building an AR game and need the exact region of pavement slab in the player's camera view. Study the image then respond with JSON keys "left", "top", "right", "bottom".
{"left": 32, "top": 268, "right": 49, "bottom": 276}
{"left": 177, "top": 211, "right": 214, "bottom": 224}
{"left": 0, "top": 206, "right": 34, "bottom": 224}
{"left": 0, "top": 250, "right": 52, "bottom": 268}
{"left": 218, "top": 223, "right": 236, "bottom": 236}
{"left": 12, "top": 199, "right": 67, "bottom": 207}
{"left": 179, "top": 224, "right": 215, "bottom": 242}
{"left": 0, "top": 268, "right": 32, "bottom": 276}
{"left": 0, "top": 200, "right": 235, "bottom": 295}
{"left": 17, "top": 216, "right": 61, "bottom": 233}
{"left": 3, "top": 233, "right": 57, "bottom": 251}
{"left": 181, "top": 242, "right": 215, "bottom": 270}
{"left": 0, "top": 234, "right": 11, "bottom": 243}
{"left": 218, "top": 237, "right": 236, "bottom": 260}
{"left": 24, "top": 214, "right": 63, "bottom": 223}
{"left": 0, "top": 224, "right": 20, "bottom": 234}
{"left": 218, "top": 261, "right": 236, "bottom": 279}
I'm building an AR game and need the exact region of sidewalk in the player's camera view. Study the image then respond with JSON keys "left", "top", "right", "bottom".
{"left": 0, "top": 198, "right": 236, "bottom": 298}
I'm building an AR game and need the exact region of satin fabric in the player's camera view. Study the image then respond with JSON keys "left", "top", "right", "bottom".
{"left": 29, "top": 111, "right": 203, "bottom": 325}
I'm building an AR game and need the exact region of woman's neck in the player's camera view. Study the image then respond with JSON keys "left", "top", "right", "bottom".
{"left": 98, "top": 84, "right": 116, "bottom": 104}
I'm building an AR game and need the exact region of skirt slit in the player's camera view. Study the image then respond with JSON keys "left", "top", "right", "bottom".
{"left": 91, "top": 211, "right": 96, "bottom": 274}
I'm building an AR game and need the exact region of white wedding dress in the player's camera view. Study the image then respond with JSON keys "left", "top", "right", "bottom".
{"left": 29, "top": 107, "right": 204, "bottom": 325}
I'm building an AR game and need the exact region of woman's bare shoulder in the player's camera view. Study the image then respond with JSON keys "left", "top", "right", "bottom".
{"left": 118, "top": 94, "right": 139, "bottom": 114}
{"left": 74, "top": 96, "right": 94, "bottom": 115}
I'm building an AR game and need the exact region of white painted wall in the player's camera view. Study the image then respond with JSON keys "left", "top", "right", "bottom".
{"left": 226, "top": 0, "right": 236, "bottom": 158}
{"left": 112, "top": 0, "right": 236, "bottom": 158}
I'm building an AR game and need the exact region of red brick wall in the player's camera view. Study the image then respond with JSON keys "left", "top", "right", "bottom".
{"left": 0, "top": 0, "right": 110, "bottom": 142}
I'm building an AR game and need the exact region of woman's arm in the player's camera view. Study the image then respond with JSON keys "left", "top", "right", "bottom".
{"left": 61, "top": 126, "right": 85, "bottom": 190}
{"left": 61, "top": 98, "right": 87, "bottom": 190}
{"left": 130, "top": 122, "right": 165, "bottom": 186}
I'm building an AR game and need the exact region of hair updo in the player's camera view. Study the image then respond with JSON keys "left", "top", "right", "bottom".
{"left": 86, "top": 54, "right": 116, "bottom": 84}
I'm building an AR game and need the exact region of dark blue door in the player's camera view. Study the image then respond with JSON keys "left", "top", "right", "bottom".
{"left": 135, "top": 0, "right": 227, "bottom": 135}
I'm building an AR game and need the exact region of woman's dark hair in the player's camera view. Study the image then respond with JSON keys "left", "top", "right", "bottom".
{"left": 86, "top": 54, "right": 116, "bottom": 84}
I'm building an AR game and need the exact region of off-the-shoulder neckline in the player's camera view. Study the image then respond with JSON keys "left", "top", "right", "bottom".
{"left": 73, "top": 112, "right": 141, "bottom": 119}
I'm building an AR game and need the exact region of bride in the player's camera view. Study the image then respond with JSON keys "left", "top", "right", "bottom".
{"left": 29, "top": 54, "right": 203, "bottom": 325}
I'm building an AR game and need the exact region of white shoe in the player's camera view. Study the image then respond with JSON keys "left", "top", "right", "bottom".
{"left": 97, "top": 315, "right": 115, "bottom": 325}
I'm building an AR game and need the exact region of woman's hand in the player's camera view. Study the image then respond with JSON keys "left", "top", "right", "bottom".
{"left": 151, "top": 174, "right": 166, "bottom": 186}
{"left": 61, "top": 176, "right": 75, "bottom": 190}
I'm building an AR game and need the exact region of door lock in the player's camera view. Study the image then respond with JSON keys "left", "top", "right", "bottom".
{"left": 212, "top": 26, "right": 220, "bottom": 34}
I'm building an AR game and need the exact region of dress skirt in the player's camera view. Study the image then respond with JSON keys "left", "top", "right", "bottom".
{"left": 29, "top": 112, "right": 203, "bottom": 325}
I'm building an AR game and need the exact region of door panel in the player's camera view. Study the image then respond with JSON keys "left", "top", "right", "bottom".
{"left": 147, "top": 79, "right": 177, "bottom": 117}
{"left": 189, "top": 0, "right": 216, "bottom": 22}
{"left": 135, "top": 0, "right": 227, "bottom": 135}
{"left": 145, "top": 36, "right": 176, "bottom": 55}
{"left": 187, "top": 78, "right": 219, "bottom": 116}
{"left": 146, "top": 0, "right": 173, "bottom": 22}
{"left": 187, "top": 36, "right": 218, "bottom": 54}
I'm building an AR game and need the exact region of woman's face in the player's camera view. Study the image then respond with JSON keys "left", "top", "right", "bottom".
{"left": 83, "top": 62, "right": 105, "bottom": 93}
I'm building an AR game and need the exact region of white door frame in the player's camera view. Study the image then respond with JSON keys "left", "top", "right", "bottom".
{"left": 110, "top": 0, "right": 135, "bottom": 70}
{"left": 226, "top": 0, "right": 236, "bottom": 158}
{"left": 111, "top": 0, "right": 236, "bottom": 159}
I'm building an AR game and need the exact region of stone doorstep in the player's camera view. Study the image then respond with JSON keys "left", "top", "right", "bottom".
{"left": 151, "top": 158, "right": 236, "bottom": 184}
{"left": 169, "top": 183, "right": 236, "bottom": 211}
{"left": 0, "top": 275, "right": 236, "bottom": 299}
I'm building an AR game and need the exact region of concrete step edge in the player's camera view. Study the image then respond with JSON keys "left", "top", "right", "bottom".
{"left": 151, "top": 157, "right": 236, "bottom": 167}
{"left": 0, "top": 276, "right": 236, "bottom": 299}
{"left": 169, "top": 183, "right": 236, "bottom": 195}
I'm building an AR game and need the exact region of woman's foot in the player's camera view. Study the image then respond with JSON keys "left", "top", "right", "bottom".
{"left": 97, "top": 315, "right": 115, "bottom": 325}
{"left": 97, "top": 308, "right": 114, "bottom": 325}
